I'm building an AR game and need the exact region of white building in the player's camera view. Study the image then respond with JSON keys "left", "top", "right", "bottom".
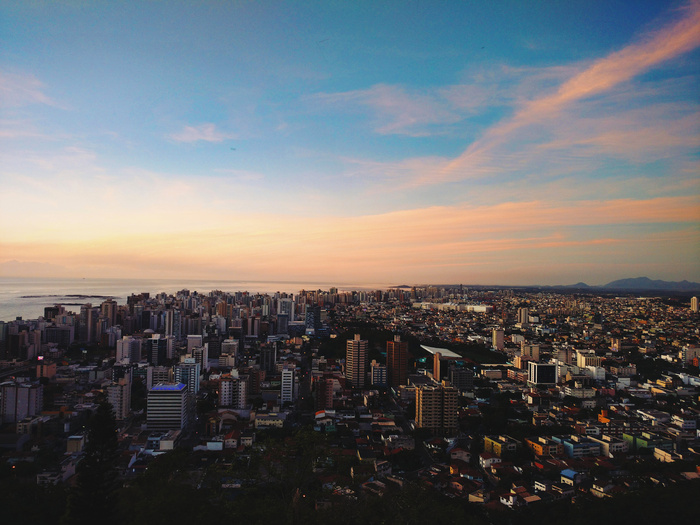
{"left": 281, "top": 368, "right": 297, "bottom": 404}
{"left": 107, "top": 375, "right": 132, "bottom": 421}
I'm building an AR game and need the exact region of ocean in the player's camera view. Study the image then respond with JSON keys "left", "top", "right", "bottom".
{"left": 0, "top": 277, "right": 398, "bottom": 322}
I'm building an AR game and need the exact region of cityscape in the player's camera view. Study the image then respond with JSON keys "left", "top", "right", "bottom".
{"left": 0, "top": 283, "right": 699, "bottom": 523}
{"left": 2, "top": 1, "right": 700, "bottom": 523}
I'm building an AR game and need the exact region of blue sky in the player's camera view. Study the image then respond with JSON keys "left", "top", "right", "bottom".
{"left": 1, "top": 1, "right": 698, "bottom": 285}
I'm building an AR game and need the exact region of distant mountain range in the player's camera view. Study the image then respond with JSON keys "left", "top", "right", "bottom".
{"left": 563, "top": 277, "right": 700, "bottom": 292}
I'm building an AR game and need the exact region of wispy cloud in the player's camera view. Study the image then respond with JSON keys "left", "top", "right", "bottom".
{"left": 0, "top": 70, "right": 60, "bottom": 108}
{"left": 4, "top": 194, "right": 697, "bottom": 282}
{"left": 169, "top": 123, "right": 238, "bottom": 143}
{"left": 313, "top": 84, "right": 454, "bottom": 136}
{"left": 442, "top": 0, "right": 700, "bottom": 179}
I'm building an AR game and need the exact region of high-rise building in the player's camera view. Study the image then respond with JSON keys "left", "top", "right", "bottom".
{"left": 315, "top": 376, "right": 335, "bottom": 410}
{"left": 107, "top": 373, "right": 132, "bottom": 421}
{"left": 116, "top": 336, "right": 142, "bottom": 363}
{"left": 219, "top": 376, "right": 248, "bottom": 409}
{"left": 259, "top": 345, "right": 277, "bottom": 372}
{"left": 221, "top": 339, "right": 239, "bottom": 359}
{"left": 281, "top": 368, "right": 296, "bottom": 404}
{"left": 187, "top": 335, "right": 203, "bottom": 353}
{"left": 151, "top": 366, "right": 172, "bottom": 386}
{"left": 165, "top": 309, "right": 182, "bottom": 340}
{"left": 691, "top": 297, "right": 699, "bottom": 313}
{"left": 345, "top": 334, "right": 368, "bottom": 389}
{"left": 146, "top": 335, "right": 168, "bottom": 366}
{"left": 0, "top": 381, "right": 43, "bottom": 424}
{"left": 277, "top": 298, "right": 294, "bottom": 321}
{"left": 147, "top": 383, "right": 194, "bottom": 431}
{"left": 492, "top": 329, "right": 504, "bottom": 350}
{"left": 80, "top": 304, "right": 100, "bottom": 343}
{"left": 386, "top": 335, "right": 408, "bottom": 388}
{"left": 174, "top": 359, "right": 201, "bottom": 394}
{"left": 517, "top": 307, "right": 529, "bottom": 327}
{"left": 276, "top": 313, "right": 289, "bottom": 335}
{"left": 191, "top": 344, "right": 209, "bottom": 371}
{"left": 416, "top": 383, "right": 458, "bottom": 435}
{"left": 100, "top": 299, "right": 118, "bottom": 328}
{"left": 371, "top": 360, "right": 387, "bottom": 387}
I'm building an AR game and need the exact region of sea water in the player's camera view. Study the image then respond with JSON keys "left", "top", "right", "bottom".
{"left": 0, "top": 277, "right": 397, "bottom": 322}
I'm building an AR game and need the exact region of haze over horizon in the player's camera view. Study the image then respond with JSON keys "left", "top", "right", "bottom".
{"left": 2, "top": 1, "right": 699, "bottom": 286}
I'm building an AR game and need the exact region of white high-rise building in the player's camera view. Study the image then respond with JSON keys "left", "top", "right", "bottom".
{"left": 116, "top": 336, "right": 142, "bottom": 363}
{"left": 107, "top": 374, "right": 132, "bottom": 421}
{"left": 174, "top": 359, "right": 201, "bottom": 394}
{"left": 219, "top": 376, "right": 248, "bottom": 409}
{"left": 281, "top": 368, "right": 296, "bottom": 404}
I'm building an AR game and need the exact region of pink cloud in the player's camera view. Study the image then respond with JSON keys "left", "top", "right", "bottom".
{"left": 314, "top": 83, "right": 463, "bottom": 136}
{"left": 170, "top": 123, "right": 237, "bottom": 143}
{"left": 0, "top": 70, "right": 59, "bottom": 108}
{"left": 442, "top": 1, "right": 700, "bottom": 181}
{"left": 4, "top": 195, "right": 697, "bottom": 283}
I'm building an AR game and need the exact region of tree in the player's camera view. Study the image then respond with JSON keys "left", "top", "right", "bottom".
{"left": 62, "top": 402, "right": 119, "bottom": 525}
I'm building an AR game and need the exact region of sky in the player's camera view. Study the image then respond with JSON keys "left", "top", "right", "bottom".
{"left": 1, "top": 0, "right": 699, "bottom": 286}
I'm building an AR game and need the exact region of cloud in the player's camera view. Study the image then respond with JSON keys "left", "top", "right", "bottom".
{"left": 0, "top": 70, "right": 60, "bottom": 108}
{"left": 442, "top": 1, "right": 700, "bottom": 179}
{"left": 3, "top": 194, "right": 697, "bottom": 283}
{"left": 313, "top": 83, "right": 474, "bottom": 136}
{"left": 0, "top": 119, "right": 52, "bottom": 140}
{"left": 169, "top": 123, "right": 238, "bottom": 143}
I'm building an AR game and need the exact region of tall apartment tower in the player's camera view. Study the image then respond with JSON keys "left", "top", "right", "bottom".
{"left": 371, "top": 360, "right": 387, "bottom": 387}
{"left": 416, "top": 383, "right": 458, "bottom": 435}
{"left": 517, "top": 307, "right": 529, "bottom": 327}
{"left": 174, "top": 359, "right": 201, "bottom": 394}
{"left": 386, "top": 335, "right": 408, "bottom": 388}
{"left": 146, "top": 335, "right": 168, "bottom": 366}
{"left": 492, "top": 329, "right": 504, "bottom": 351}
{"left": 691, "top": 297, "right": 699, "bottom": 313}
{"left": 100, "top": 299, "right": 118, "bottom": 328}
{"left": 0, "top": 382, "right": 43, "bottom": 424}
{"left": 165, "top": 309, "right": 182, "bottom": 340}
{"left": 116, "top": 336, "right": 142, "bottom": 363}
{"left": 345, "top": 334, "right": 368, "bottom": 389}
{"left": 219, "top": 376, "right": 248, "bottom": 409}
{"left": 281, "top": 368, "right": 296, "bottom": 404}
{"left": 191, "top": 344, "right": 209, "bottom": 371}
{"left": 107, "top": 372, "right": 132, "bottom": 421}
